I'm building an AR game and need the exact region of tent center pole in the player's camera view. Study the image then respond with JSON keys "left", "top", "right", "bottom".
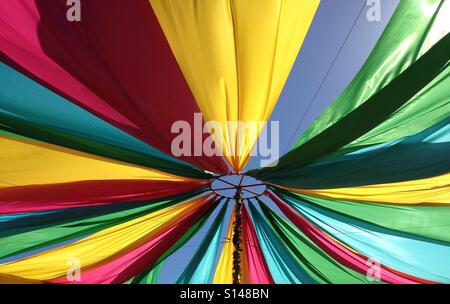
{"left": 232, "top": 186, "right": 243, "bottom": 284}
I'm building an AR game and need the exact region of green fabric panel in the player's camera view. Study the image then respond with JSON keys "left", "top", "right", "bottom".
{"left": 249, "top": 32, "right": 450, "bottom": 179}
{"left": 255, "top": 118, "right": 450, "bottom": 188}
{"left": 278, "top": 190, "right": 450, "bottom": 244}
{"left": 0, "top": 192, "right": 204, "bottom": 260}
{"left": 125, "top": 261, "right": 164, "bottom": 284}
{"left": 125, "top": 261, "right": 165, "bottom": 284}
{"left": 258, "top": 202, "right": 380, "bottom": 284}
{"left": 342, "top": 64, "right": 450, "bottom": 150}
{"left": 176, "top": 203, "right": 228, "bottom": 284}
{"left": 294, "top": 0, "right": 449, "bottom": 149}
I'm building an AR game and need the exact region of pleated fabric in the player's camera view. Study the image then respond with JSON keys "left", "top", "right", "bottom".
{"left": 252, "top": 200, "right": 379, "bottom": 284}
{"left": 0, "top": 189, "right": 207, "bottom": 260}
{"left": 282, "top": 173, "right": 450, "bottom": 205}
{"left": 276, "top": 190, "right": 450, "bottom": 243}
{"left": 0, "top": 180, "right": 207, "bottom": 214}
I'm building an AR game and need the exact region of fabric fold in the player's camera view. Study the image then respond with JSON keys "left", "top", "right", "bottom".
{"left": 0, "top": 0, "right": 230, "bottom": 174}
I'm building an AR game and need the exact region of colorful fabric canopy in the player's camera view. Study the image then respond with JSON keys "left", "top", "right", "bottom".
{"left": 0, "top": 0, "right": 449, "bottom": 284}
{"left": 0, "top": 0, "right": 230, "bottom": 175}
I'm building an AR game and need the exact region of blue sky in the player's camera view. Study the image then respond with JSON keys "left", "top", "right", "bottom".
{"left": 159, "top": 0, "right": 400, "bottom": 283}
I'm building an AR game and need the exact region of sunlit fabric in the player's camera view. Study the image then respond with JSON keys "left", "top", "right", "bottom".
{"left": 250, "top": 31, "right": 450, "bottom": 178}
{"left": 49, "top": 198, "right": 216, "bottom": 284}
{"left": 250, "top": 0, "right": 450, "bottom": 178}
{"left": 246, "top": 2, "right": 450, "bottom": 286}
{"left": 295, "top": 0, "right": 450, "bottom": 149}
{"left": 247, "top": 203, "right": 316, "bottom": 284}
{"left": 259, "top": 118, "right": 450, "bottom": 189}
{"left": 283, "top": 198, "right": 450, "bottom": 283}
{"left": 150, "top": 0, "right": 319, "bottom": 172}
{"left": 129, "top": 203, "right": 219, "bottom": 284}
{"left": 255, "top": 200, "right": 380, "bottom": 284}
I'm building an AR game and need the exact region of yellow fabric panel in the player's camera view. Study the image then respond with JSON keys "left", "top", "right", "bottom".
{"left": 150, "top": 0, "right": 320, "bottom": 172}
{"left": 289, "top": 173, "right": 450, "bottom": 205}
{"left": 213, "top": 210, "right": 235, "bottom": 284}
{"left": 0, "top": 274, "right": 41, "bottom": 284}
{"left": 0, "top": 136, "right": 188, "bottom": 188}
{"left": 0, "top": 195, "right": 209, "bottom": 281}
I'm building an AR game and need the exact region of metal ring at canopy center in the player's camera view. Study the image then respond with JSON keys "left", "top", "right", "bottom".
{"left": 210, "top": 174, "right": 267, "bottom": 199}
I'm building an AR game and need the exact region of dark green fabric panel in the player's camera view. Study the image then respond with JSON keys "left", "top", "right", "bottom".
{"left": 340, "top": 65, "right": 450, "bottom": 151}
{"left": 256, "top": 117, "right": 450, "bottom": 188}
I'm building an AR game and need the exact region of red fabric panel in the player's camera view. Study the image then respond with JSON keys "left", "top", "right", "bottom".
{"left": 241, "top": 205, "right": 274, "bottom": 284}
{"left": 0, "top": 179, "right": 207, "bottom": 214}
{"left": 0, "top": 0, "right": 230, "bottom": 174}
